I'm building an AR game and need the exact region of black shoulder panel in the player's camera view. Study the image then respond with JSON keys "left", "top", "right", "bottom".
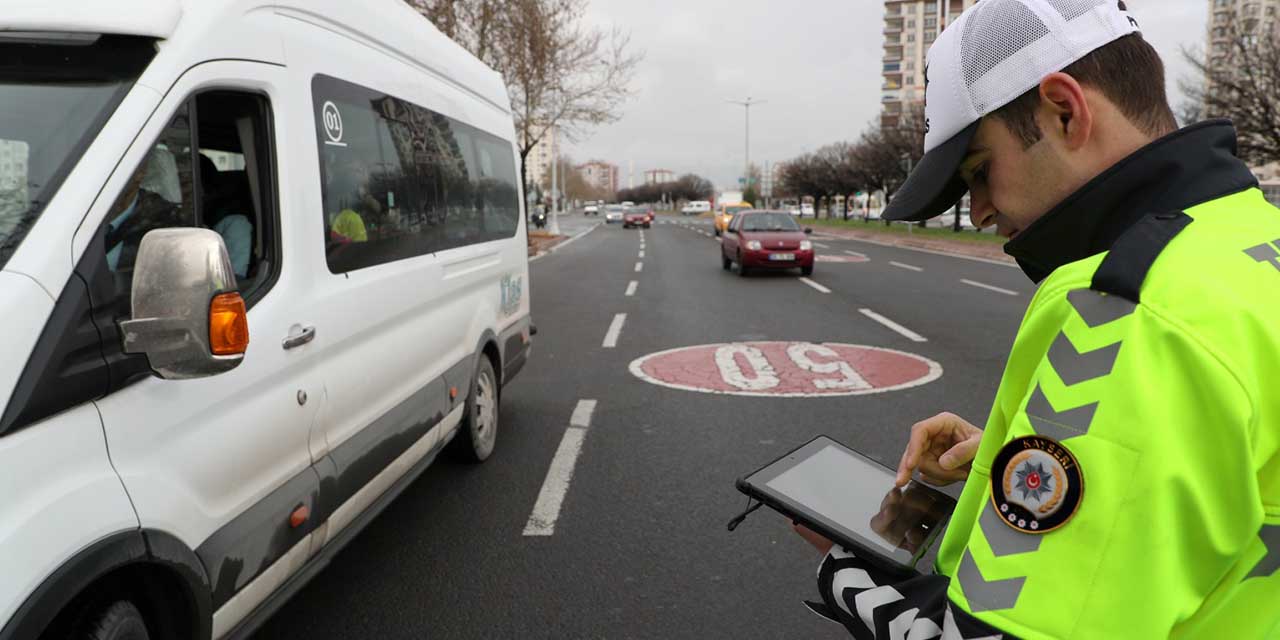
{"left": 1091, "top": 212, "right": 1193, "bottom": 303}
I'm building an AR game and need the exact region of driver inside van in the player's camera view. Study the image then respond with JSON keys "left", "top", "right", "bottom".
{"left": 105, "top": 147, "right": 187, "bottom": 272}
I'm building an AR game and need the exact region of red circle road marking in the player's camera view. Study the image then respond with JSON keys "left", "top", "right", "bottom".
{"left": 628, "top": 342, "right": 942, "bottom": 397}
{"left": 815, "top": 255, "right": 869, "bottom": 263}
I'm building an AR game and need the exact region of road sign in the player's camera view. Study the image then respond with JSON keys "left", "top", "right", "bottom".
{"left": 629, "top": 342, "right": 941, "bottom": 397}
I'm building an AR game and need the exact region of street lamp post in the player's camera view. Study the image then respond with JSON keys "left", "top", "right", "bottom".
{"left": 549, "top": 151, "right": 561, "bottom": 235}
{"left": 727, "top": 97, "right": 765, "bottom": 202}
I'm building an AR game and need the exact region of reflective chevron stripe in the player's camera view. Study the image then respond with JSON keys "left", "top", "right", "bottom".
{"left": 1247, "top": 524, "right": 1280, "bottom": 580}
{"left": 1025, "top": 384, "right": 1097, "bottom": 441}
{"left": 978, "top": 502, "right": 1042, "bottom": 557}
{"left": 1046, "top": 332, "right": 1121, "bottom": 386}
{"left": 956, "top": 549, "right": 1025, "bottom": 612}
{"left": 1066, "top": 289, "right": 1135, "bottom": 328}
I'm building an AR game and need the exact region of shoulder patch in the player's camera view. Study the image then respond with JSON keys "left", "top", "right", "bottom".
{"left": 990, "top": 436, "right": 1084, "bottom": 534}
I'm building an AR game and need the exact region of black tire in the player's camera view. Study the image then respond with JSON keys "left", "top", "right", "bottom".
{"left": 721, "top": 252, "right": 731, "bottom": 271}
{"left": 737, "top": 253, "right": 749, "bottom": 278}
{"left": 448, "top": 356, "right": 499, "bottom": 463}
{"left": 714, "top": 229, "right": 721, "bottom": 237}
{"left": 85, "top": 601, "right": 150, "bottom": 640}
{"left": 801, "top": 265, "right": 814, "bottom": 276}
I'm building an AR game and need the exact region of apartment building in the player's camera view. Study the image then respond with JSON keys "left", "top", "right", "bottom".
{"left": 881, "top": 0, "right": 978, "bottom": 128}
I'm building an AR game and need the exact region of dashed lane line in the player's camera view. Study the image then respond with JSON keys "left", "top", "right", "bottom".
{"left": 859, "top": 308, "right": 928, "bottom": 342}
{"left": 625, "top": 281, "right": 638, "bottom": 297}
{"left": 635, "top": 262, "right": 644, "bottom": 273}
{"left": 961, "top": 279, "right": 1019, "bottom": 296}
{"left": 844, "top": 250, "right": 868, "bottom": 259}
{"left": 814, "top": 242, "right": 831, "bottom": 249}
{"left": 799, "top": 277, "right": 831, "bottom": 294}
{"left": 522, "top": 399, "right": 598, "bottom": 536}
{"left": 639, "top": 250, "right": 645, "bottom": 258}
{"left": 890, "top": 261, "right": 923, "bottom": 272}
{"left": 603, "top": 313, "right": 627, "bottom": 348}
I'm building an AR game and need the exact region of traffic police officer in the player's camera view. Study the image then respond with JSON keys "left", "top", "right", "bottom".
{"left": 798, "top": 0, "right": 1280, "bottom": 637}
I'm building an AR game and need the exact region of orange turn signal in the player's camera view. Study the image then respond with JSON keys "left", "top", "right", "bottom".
{"left": 209, "top": 292, "right": 250, "bottom": 356}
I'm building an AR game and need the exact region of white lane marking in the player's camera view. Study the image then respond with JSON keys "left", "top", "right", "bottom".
{"left": 799, "top": 277, "right": 832, "bottom": 294}
{"left": 961, "top": 279, "right": 1019, "bottom": 296}
{"left": 522, "top": 401, "right": 597, "bottom": 536}
{"left": 603, "top": 313, "right": 627, "bottom": 348}
{"left": 814, "top": 242, "right": 831, "bottom": 249}
{"left": 839, "top": 236, "right": 1018, "bottom": 268}
{"left": 635, "top": 262, "right": 643, "bottom": 273}
{"left": 844, "top": 250, "right": 868, "bottom": 259}
{"left": 569, "top": 399, "right": 598, "bottom": 428}
{"left": 890, "top": 261, "right": 923, "bottom": 272}
{"left": 639, "top": 250, "right": 645, "bottom": 258}
{"left": 859, "top": 308, "right": 928, "bottom": 343}
{"left": 625, "top": 281, "right": 638, "bottom": 297}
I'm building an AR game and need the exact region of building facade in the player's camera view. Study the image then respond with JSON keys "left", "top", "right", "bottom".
{"left": 881, "top": 0, "right": 978, "bottom": 128}
{"left": 644, "top": 169, "right": 675, "bottom": 185}
{"left": 526, "top": 124, "right": 560, "bottom": 191}
{"left": 580, "top": 160, "right": 619, "bottom": 194}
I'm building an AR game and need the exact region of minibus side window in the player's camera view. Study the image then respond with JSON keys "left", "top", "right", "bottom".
{"left": 312, "top": 74, "right": 521, "bottom": 274}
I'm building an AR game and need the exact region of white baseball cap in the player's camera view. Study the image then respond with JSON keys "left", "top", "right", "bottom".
{"left": 882, "top": 0, "right": 1141, "bottom": 222}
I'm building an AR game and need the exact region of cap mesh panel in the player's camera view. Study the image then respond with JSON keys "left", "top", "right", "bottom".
{"left": 1047, "top": 0, "right": 1108, "bottom": 21}
{"left": 960, "top": 0, "right": 1052, "bottom": 88}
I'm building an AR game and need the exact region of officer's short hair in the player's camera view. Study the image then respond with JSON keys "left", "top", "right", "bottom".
{"left": 993, "top": 34, "right": 1179, "bottom": 148}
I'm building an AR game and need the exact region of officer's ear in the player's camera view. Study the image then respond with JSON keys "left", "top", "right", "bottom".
{"left": 1037, "top": 72, "right": 1092, "bottom": 152}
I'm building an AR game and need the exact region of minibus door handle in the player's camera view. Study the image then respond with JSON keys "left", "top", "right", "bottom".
{"left": 282, "top": 325, "right": 316, "bottom": 350}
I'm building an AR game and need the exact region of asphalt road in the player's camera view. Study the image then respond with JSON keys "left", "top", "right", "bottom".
{"left": 255, "top": 212, "right": 1034, "bottom": 639}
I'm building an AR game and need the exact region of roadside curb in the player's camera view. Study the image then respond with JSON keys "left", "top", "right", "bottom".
{"left": 811, "top": 226, "right": 1017, "bottom": 267}
{"left": 529, "top": 224, "right": 599, "bottom": 263}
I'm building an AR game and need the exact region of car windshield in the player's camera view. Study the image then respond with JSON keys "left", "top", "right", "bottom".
{"left": 741, "top": 213, "right": 801, "bottom": 232}
{"left": 726, "top": 206, "right": 751, "bottom": 215}
{"left": 0, "top": 35, "right": 153, "bottom": 270}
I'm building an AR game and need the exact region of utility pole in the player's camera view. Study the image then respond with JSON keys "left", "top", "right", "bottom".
{"left": 549, "top": 143, "right": 561, "bottom": 235}
{"left": 727, "top": 97, "right": 765, "bottom": 198}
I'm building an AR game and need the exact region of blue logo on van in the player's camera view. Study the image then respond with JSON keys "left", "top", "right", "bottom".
{"left": 500, "top": 275, "right": 524, "bottom": 317}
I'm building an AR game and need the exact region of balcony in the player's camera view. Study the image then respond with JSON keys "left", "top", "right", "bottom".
{"left": 882, "top": 90, "right": 902, "bottom": 102}
{"left": 883, "top": 62, "right": 901, "bottom": 73}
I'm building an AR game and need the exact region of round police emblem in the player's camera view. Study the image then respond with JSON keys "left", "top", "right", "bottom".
{"left": 989, "top": 436, "right": 1084, "bottom": 534}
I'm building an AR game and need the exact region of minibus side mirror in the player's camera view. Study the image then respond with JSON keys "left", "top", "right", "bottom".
{"left": 119, "top": 228, "right": 249, "bottom": 379}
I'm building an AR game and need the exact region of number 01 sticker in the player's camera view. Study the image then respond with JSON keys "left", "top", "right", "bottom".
{"left": 628, "top": 342, "right": 942, "bottom": 397}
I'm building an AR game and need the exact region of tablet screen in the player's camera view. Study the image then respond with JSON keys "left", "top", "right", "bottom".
{"left": 761, "top": 441, "right": 951, "bottom": 560}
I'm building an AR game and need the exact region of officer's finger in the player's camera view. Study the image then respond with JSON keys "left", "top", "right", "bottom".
{"left": 897, "top": 415, "right": 952, "bottom": 487}
{"left": 939, "top": 434, "right": 982, "bottom": 471}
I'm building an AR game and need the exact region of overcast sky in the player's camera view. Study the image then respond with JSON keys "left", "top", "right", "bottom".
{"left": 565, "top": 0, "right": 1208, "bottom": 191}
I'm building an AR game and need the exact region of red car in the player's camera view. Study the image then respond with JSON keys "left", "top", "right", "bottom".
{"left": 720, "top": 211, "right": 814, "bottom": 277}
{"left": 623, "top": 209, "right": 652, "bottom": 229}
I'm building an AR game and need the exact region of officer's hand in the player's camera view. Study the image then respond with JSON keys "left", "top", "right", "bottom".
{"left": 792, "top": 521, "right": 834, "bottom": 555}
{"left": 895, "top": 412, "right": 983, "bottom": 488}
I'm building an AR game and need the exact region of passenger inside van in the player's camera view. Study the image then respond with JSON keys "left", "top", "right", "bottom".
{"left": 199, "top": 155, "right": 252, "bottom": 278}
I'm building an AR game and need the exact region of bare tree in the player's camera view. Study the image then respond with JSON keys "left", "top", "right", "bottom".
{"left": 1183, "top": 17, "right": 1280, "bottom": 164}
{"left": 410, "top": 0, "right": 642, "bottom": 195}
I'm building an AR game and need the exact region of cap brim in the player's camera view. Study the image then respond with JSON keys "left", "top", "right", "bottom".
{"left": 881, "top": 121, "right": 978, "bottom": 222}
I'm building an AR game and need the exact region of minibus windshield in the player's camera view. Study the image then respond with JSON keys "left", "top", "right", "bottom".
{"left": 0, "top": 34, "right": 154, "bottom": 270}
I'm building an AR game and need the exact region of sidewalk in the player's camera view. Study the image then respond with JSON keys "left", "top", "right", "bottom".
{"left": 528, "top": 231, "right": 567, "bottom": 256}
{"left": 810, "top": 223, "right": 1014, "bottom": 264}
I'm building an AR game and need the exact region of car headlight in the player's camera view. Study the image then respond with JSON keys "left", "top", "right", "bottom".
{"left": 747, "top": 240, "right": 762, "bottom": 250}
{"left": 800, "top": 240, "right": 813, "bottom": 251}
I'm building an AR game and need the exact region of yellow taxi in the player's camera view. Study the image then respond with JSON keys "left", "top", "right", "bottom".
{"left": 714, "top": 202, "right": 753, "bottom": 236}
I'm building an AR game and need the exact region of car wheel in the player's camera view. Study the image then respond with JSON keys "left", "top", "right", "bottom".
{"left": 448, "top": 356, "right": 499, "bottom": 463}
{"left": 721, "top": 252, "right": 731, "bottom": 271}
{"left": 84, "top": 601, "right": 150, "bottom": 640}
{"left": 714, "top": 229, "right": 721, "bottom": 237}
{"left": 801, "top": 265, "right": 814, "bottom": 276}
{"left": 737, "top": 252, "right": 749, "bottom": 277}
